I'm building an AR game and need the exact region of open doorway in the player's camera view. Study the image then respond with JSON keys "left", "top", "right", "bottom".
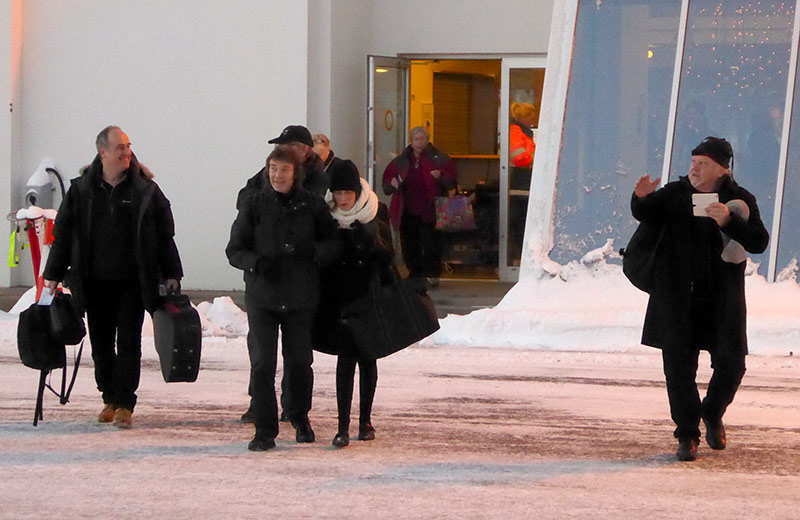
{"left": 410, "top": 59, "right": 501, "bottom": 280}
{"left": 367, "top": 57, "right": 546, "bottom": 282}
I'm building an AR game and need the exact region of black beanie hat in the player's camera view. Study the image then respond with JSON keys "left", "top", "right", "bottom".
{"left": 692, "top": 136, "right": 733, "bottom": 169}
{"left": 328, "top": 159, "right": 362, "bottom": 196}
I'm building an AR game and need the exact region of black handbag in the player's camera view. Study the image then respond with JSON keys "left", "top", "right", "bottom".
{"left": 18, "top": 303, "right": 66, "bottom": 371}
{"left": 620, "top": 220, "right": 667, "bottom": 294}
{"left": 49, "top": 292, "right": 86, "bottom": 346}
{"left": 341, "top": 272, "right": 440, "bottom": 360}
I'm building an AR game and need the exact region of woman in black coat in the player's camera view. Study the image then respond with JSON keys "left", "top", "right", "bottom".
{"left": 314, "top": 160, "right": 394, "bottom": 448}
{"left": 226, "top": 145, "right": 338, "bottom": 451}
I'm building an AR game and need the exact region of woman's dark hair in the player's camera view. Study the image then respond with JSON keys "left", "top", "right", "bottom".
{"left": 264, "top": 144, "right": 304, "bottom": 190}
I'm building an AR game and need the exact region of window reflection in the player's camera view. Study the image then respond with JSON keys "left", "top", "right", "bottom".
{"left": 670, "top": 0, "right": 796, "bottom": 271}
{"left": 551, "top": 0, "right": 682, "bottom": 264}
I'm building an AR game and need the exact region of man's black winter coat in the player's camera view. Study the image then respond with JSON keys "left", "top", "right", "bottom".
{"left": 631, "top": 175, "right": 769, "bottom": 355}
{"left": 226, "top": 178, "right": 338, "bottom": 311}
{"left": 43, "top": 154, "right": 183, "bottom": 313}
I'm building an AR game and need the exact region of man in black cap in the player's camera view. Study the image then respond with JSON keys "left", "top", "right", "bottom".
{"left": 630, "top": 136, "right": 769, "bottom": 461}
{"left": 237, "top": 125, "right": 328, "bottom": 208}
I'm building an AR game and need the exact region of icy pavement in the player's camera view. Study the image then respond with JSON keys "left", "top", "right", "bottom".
{"left": 1, "top": 334, "right": 799, "bottom": 519}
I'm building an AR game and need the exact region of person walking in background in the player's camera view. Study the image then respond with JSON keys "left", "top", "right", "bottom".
{"left": 43, "top": 126, "right": 183, "bottom": 429}
{"left": 313, "top": 160, "right": 394, "bottom": 448}
{"left": 312, "top": 133, "right": 344, "bottom": 173}
{"left": 227, "top": 145, "right": 338, "bottom": 451}
{"left": 508, "top": 102, "right": 537, "bottom": 266}
{"left": 631, "top": 136, "right": 769, "bottom": 461}
{"left": 382, "top": 127, "right": 456, "bottom": 287}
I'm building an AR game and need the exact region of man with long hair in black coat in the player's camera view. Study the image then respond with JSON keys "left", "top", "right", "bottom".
{"left": 227, "top": 145, "right": 338, "bottom": 451}
{"left": 631, "top": 137, "right": 769, "bottom": 461}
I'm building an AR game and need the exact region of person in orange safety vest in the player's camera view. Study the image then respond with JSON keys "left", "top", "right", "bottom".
{"left": 509, "top": 102, "right": 537, "bottom": 170}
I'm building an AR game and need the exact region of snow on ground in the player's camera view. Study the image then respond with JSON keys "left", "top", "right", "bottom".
{"left": 430, "top": 261, "right": 800, "bottom": 357}
{"left": 1, "top": 264, "right": 799, "bottom": 518}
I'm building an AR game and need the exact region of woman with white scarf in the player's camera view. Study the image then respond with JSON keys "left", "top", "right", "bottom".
{"left": 313, "top": 159, "right": 395, "bottom": 448}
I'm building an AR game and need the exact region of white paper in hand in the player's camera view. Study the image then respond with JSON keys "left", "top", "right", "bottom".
{"left": 692, "top": 193, "right": 719, "bottom": 217}
{"left": 37, "top": 290, "right": 54, "bottom": 306}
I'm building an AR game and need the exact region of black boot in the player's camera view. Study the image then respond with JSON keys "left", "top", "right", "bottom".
{"left": 248, "top": 427, "right": 276, "bottom": 451}
{"left": 676, "top": 437, "right": 699, "bottom": 461}
{"left": 358, "top": 422, "right": 376, "bottom": 441}
{"left": 291, "top": 416, "right": 315, "bottom": 443}
{"left": 332, "top": 432, "right": 350, "bottom": 448}
{"left": 703, "top": 416, "right": 726, "bottom": 450}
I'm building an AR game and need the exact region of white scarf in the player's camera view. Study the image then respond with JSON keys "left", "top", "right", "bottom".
{"left": 326, "top": 177, "right": 379, "bottom": 229}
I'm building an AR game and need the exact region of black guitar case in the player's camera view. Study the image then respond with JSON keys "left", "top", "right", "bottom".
{"left": 153, "top": 293, "right": 202, "bottom": 382}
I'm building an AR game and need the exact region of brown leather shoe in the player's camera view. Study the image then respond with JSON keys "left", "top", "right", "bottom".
{"left": 98, "top": 404, "right": 116, "bottom": 423}
{"left": 113, "top": 408, "right": 133, "bottom": 429}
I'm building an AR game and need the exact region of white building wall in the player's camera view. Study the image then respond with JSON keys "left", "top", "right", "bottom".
{"left": 368, "top": 0, "right": 553, "bottom": 56}
{"left": 0, "top": 0, "right": 22, "bottom": 287}
{"left": 14, "top": 1, "right": 308, "bottom": 290}
{"left": 0, "top": 3, "right": 11, "bottom": 286}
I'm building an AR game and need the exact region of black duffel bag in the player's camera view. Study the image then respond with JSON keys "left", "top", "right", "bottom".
{"left": 341, "top": 272, "right": 439, "bottom": 360}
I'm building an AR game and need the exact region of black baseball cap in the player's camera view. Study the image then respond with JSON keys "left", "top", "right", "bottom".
{"left": 268, "top": 125, "right": 314, "bottom": 147}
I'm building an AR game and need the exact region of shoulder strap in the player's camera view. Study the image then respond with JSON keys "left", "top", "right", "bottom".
{"left": 34, "top": 339, "right": 84, "bottom": 426}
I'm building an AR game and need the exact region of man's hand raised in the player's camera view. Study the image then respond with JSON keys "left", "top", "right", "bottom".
{"left": 634, "top": 175, "right": 661, "bottom": 198}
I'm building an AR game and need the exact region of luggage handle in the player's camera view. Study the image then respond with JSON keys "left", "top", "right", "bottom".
{"left": 159, "top": 283, "right": 182, "bottom": 297}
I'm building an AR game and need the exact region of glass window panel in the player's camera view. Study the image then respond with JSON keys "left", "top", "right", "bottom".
{"left": 551, "top": 0, "right": 682, "bottom": 264}
{"left": 669, "top": 0, "right": 796, "bottom": 272}
{"left": 775, "top": 64, "right": 800, "bottom": 275}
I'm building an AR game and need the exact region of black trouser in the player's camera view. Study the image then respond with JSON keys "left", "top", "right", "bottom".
{"left": 661, "top": 346, "right": 746, "bottom": 440}
{"left": 246, "top": 353, "right": 288, "bottom": 413}
{"left": 335, "top": 355, "right": 378, "bottom": 433}
{"left": 85, "top": 278, "right": 145, "bottom": 412}
{"left": 400, "top": 213, "right": 442, "bottom": 279}
{"left": 246, "top": 305, "right": 315, "bottom": 438}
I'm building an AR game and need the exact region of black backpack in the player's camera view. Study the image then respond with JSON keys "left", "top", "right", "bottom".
{"left": 17, "top": 297, "right": 84, "bottom": 426}
{"left": 620, "top": 220, "right": 667, "bottom": 294}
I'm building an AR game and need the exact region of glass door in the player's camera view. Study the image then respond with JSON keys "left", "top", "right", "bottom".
{"left": 499, "top": 57, "right": 547, "bottom": 281}
{"left": 367, "top": 56, "right": 410, "bottom": 203}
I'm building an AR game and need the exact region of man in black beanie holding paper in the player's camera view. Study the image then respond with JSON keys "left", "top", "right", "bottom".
{"left": 629, "top": 136, "right": 769, "bottom": 461}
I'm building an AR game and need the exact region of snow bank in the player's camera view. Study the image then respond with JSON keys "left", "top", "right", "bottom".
{"left": 429, "top": 261, "right": 648, "bottom": 351}
{"left": 429, "top": 259, "right": 800, "bottom": 357}
{"left": 195, "top": 296, "right": 248, "bottom": 337}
